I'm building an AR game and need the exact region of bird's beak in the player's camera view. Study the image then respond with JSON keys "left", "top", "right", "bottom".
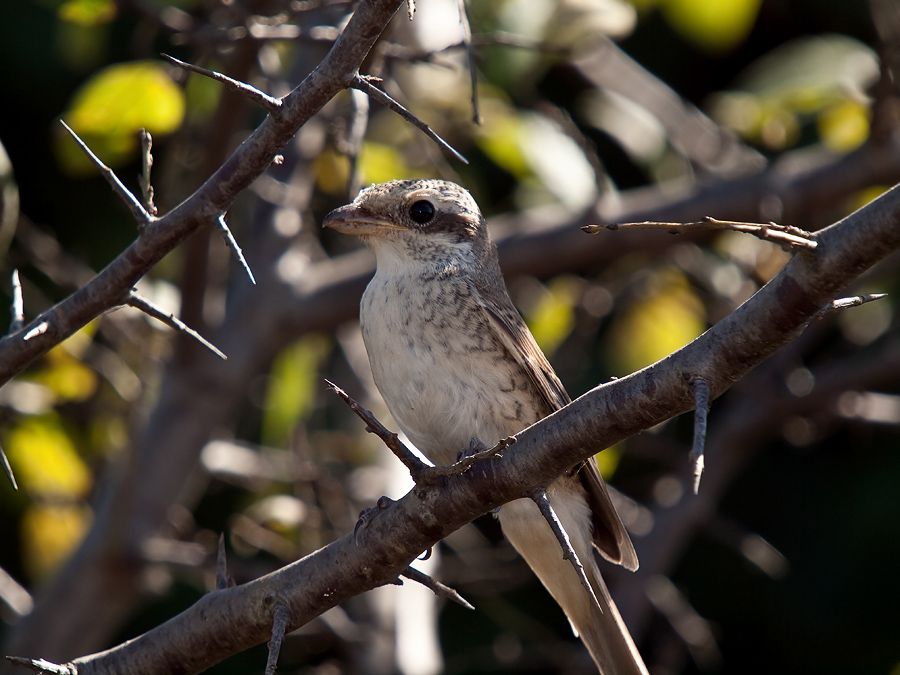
{"left": 323, "top": 204, "right": 401, "bottom": 236}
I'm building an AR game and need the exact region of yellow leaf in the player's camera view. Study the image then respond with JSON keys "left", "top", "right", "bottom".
{"left": 818, "top": 99, "right": 870, "bottom": 153}
{"left": 595, "top": 444, "right": 622, "bottom": 480}
{"left": 662, "top": 0, "right": 762, "bottom": 53}
{"left": 58, "top": 61, "right": 185, "bottom": 173}
{"left": 524, "top": 277, "right": 580, "bottom": 355}
{"left": 358, "top": 143, "right": 420, "bottom": 187}
{"left": 313, "top": 149, "right": 350, "bottom": 196}
{"left": 22, "top": 504, "right": 92, "bottom": 578}
{"left": 5, "top": 417, "right": 92, "bottom": 498}
{"left": 262, "top": 335, "right": 331, "bottom": 447}
{"left": 608, "top": 269, "right": 705, "bottom": 373}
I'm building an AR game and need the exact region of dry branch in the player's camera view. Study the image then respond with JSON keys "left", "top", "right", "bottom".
{"left": 45, "top": 178, "right": 900, "bottom": 675}
{"left": 584, "top": 217, "right": 818, "bottom": 251}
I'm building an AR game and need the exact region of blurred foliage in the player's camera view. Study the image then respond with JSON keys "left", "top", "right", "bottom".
{"left": 0, "top": 0, "right": 897, "bottom": 674}
{"left": 57, "top": 61, "right": 185, "bottom": 173}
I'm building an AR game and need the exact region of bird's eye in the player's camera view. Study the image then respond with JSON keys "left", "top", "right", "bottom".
{"left": 409, "top": 200, "right": 435, "bottom": 224}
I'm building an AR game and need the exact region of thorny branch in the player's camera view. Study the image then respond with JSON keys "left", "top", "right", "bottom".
{"left": 0, "top": 0, "right": 410, "bottom": 386}
{"left": 9, "top": 154, "right": 900, "bottom": 675}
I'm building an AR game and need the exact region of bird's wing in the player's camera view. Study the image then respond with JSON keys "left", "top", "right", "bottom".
{"left": 471, "top": 279, "right": 639, "bottom": 571}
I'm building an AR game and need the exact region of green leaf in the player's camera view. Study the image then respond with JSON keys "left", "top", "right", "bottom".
{"left": 57, "top": 61, "right": 185, "bottom": 173}
{"left": 262, "top": 336, "right": 331, "bottom": 447}
{"left": 58, "top": 0, "right": 116, "bottom": 26}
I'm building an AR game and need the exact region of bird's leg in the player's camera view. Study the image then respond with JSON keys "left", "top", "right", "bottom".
{"left": 353, "top": 495, "right": 395, "bottom": 545}
{"left": 529, "top": 488, "right": 601, "bottom": 611}
{"left": 417, "top": 435, "right": 515, "bottom": 485}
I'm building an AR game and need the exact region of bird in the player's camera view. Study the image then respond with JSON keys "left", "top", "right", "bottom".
{"left": 324, "top": 179, "right": 647, "bottom": 674}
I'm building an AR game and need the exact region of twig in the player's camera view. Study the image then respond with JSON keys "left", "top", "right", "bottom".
{"left": 584, "top": 217, "right": 818, "bottom": 251}
{"left": 59, "top": 120, "right": 151, "bottom": 227}
{"left": 400, "top": 566, "right": 474, "bottom": 610}
{"left": 405, "top": 0, "right": 415, "bottom": 20}
{"left": 350, "top": 74, "right": 469, "bottom": 164}
{"left": 215, "top": 215, "right": 256, "bottom": 285}
{"left": 1, "top": 441, "right": 17, "bottom": 490}
{"left": 821, "top": 293, "right": 888, "bottom": 316}
{"left": 4, "top": 657, "right": 75, "bottom": 674}
{"left": 264, "top": 601, "right": 290, "bottom": 675}
{"left": 161, "top": 53, "right": 283, "bottom": 114}
{"left": 126, "top": 291, "right": 227, "bottom": 360}
{"left": 529, "top": 488, "right": 600, "bottom": 610}
{"left": 324, "top": 379, "right": 430, "bottom": 478}
{"left": 216, "top": 533, "right": 230, "bottom": 590}
{"left": 9, "top": 269, "right": 23, "bottom": 333}
{"left": 138, "top": 129, "right": 158, "bottom": 217}
{"left": 457, "top": 0, "right": 480, "bottom": 124}
{"left": 690, "top": 377, "right": 710, "bottom": 495}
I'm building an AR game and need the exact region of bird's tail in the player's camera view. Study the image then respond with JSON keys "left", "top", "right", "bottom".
{"left": 499, "top": 493, "right": 648, "bottom": 675}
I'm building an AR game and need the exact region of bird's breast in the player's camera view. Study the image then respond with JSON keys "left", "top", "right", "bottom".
{"left": 361, "top": 271, "right": 540, "bottom": 466}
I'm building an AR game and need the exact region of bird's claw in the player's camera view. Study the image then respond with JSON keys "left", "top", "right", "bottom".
{"left": 414, "top": 436, "right": 512, "bottom": 486}
{"left": 354, "top": 495, "right": 394, "bottom": 544}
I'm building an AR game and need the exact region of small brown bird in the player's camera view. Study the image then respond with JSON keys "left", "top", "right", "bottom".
{"left": 324, "top": 179, "right": 647, "bottom": 674}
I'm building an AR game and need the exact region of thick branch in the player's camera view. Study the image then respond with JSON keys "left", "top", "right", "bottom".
{"left": 59, "top": 176, "right": 900, "bottom": 675}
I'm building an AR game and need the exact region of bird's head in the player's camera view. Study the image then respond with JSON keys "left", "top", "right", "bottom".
{"left": 323, "top": 180, "right": 488, "bottom": 265}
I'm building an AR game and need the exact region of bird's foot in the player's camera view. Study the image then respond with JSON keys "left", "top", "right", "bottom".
{"left": 415, "top": 436, "right": 514, "bottom": 486}
{"left": 354, "top": 495, "right": 395, "bottom": 544}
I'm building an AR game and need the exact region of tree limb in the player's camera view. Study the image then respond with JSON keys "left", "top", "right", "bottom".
{"left": 49, "top": 175, "right": 900, "bottom": 675}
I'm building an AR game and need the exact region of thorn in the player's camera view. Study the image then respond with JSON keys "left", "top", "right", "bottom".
{"left": 9, "top": 269, "right": 23, "bottom": 333}
{"left": 216, "top": 215, "right": 256, "bottom": 285}
{"left": 823, "top": 293, "right": 888, "bottom": 316}
{"left": 401, "top": 566, "right": 475, "bottom": 610}
{"left": 22, "top": 321, "right": 48, "bottom": 341}
{"left": 216, "top": 533, "right": 230, "bottom": 589}
{"left": 4, "top": 656, "right": 75, "bottom": 674}
{"left": 264, "top": 601, "right": 290, "bottom": 675}
{"left": 58, "top": 120, "right": 151, "bottom": 226}
{"left": 126, "top": 291, "right": 227, "bottom": 360}
{"left": 690, "top": 377, "right": 710, "bottom": 494}
{"left": 529, "top": 488, "right": 600, "bottom": 610}
{"left": 1, "top": 441, "right": 17, "bottom": 490}
{"left": 350, "top": 74, "right": 469, "bottom": 164}
{"left": 138, "top": 129, "right": 158, "bottom": 217}
{"left": 161, "top": 53, "right": 283, "bottom": 114}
